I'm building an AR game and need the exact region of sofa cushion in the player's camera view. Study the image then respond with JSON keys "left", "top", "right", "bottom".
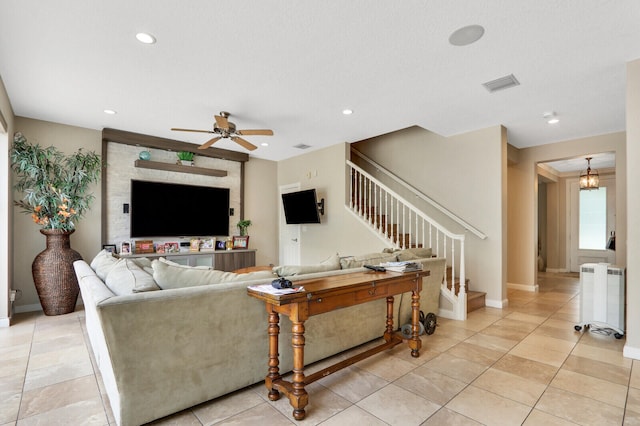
{"left": 395, "top": 247, "right": 433, "bottom": 261}
{"left": 152, "top": 258, "right": 275, "bottom": 289}
{"left": 339, "top": 252, "right": 398, "bottom": 269}
{"left": 273, "top": 254, "right": 341, "bottom": 277}
{"left": 104, "top": 258, "right": 160, "bottom": 295}
{"left": 90, "top": 249, "right": 119, "bottom": 280}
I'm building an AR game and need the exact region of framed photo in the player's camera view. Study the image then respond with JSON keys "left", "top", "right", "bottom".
{"left": 200, "top": 237, "right": 215, "bottom": 251}
{"left": 190, "top": 238, "right": 201, "bottom": 252}
{"left": 165, "top": 242, "right": 180, "bottom": 253}
{"left": 102, "top": 244, "right": 117, "bottom": 254}
{"left": 135, "top": 240, "right": 155, "bottom": 254}
{"left": 155, "top": 243, "right": 165, "bottom": 254}
{"left": 120, "top": 241, "right": 131, "bottom": 255}
{"left": 215, "top": 239, "right": 227, "bottom": 250}
{"left": 232, "top": 235, "right": 249, "bottom": 249}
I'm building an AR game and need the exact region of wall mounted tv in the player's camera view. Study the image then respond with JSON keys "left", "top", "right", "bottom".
{"left": 130, "top": 180, "right": 230, "bottom": 237}
{"left": 281, "top": 189, "right": 322, "bottom": 224}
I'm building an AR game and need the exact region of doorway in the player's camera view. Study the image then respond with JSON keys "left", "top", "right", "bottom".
{"left": 278, "top": 183, "right": 301, "bottom": 265}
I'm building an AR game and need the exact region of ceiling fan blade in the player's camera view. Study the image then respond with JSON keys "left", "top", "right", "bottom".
{"left": 198, "top": 136, "right": 222, "bottom": 150}
{"left": 231, "top": 136, "right": 257, "bottom": 151}
{"left": 171, "top": 127, "right": 213, "bottom": 134}
{"left": 214, "top": 114, "right": 229, "bottom": 129}
{"left": 236, "top": 129, "right": 274, "bottom": 136}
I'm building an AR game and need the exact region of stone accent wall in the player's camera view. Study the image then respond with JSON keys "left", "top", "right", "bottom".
{"left": 105, "top": 143, "right": 241, "bottom": 246}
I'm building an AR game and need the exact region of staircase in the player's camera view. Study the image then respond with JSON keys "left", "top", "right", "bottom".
{"left": 346, "top": 160, "right": 486, "bottom": 319}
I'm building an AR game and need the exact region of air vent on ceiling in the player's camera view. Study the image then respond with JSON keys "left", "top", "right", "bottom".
{"left": 294, "top": 144, "right": 311, "bottom": 150}
{"left": 482, "top": 74, "right": 520, "bottom": 93}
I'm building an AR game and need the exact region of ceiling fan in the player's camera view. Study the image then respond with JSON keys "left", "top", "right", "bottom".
{"left": 171, "top": 111, "right": 273, "bottom": 151}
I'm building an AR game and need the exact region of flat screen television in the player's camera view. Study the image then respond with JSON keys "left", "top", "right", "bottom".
{"left": 130, "top": 180, "right": 230, "bottom": 237}
{"left": 281, "top": 189, "right": 322, "bottom": 224}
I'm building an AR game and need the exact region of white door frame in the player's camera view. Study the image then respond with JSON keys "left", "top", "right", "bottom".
{"left": 279, "top": 183, "right": 301, "bottom": 265}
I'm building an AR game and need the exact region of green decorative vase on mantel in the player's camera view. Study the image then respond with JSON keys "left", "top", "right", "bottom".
{"left": 11, "top": 132, "right": 102, "bottom": 315}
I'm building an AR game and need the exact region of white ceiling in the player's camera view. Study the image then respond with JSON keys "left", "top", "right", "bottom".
{"left": 1, "top": 1, "right": 639, "bottom": 161}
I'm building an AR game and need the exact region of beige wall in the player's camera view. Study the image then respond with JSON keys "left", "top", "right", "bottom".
{"left": 277, "top": 143, "right": 384, "bottom": 264}
{"left": 244, "top": 158, "right": 279, "bottom": 266}
{"left": 12, "top": 118, "right": 102, "bottom": 311}
{"left": 351, "top": 125, "right": 508, "bottom": 306}
{"left": 508, "top": 132, "right": 626, "bottom": 287}
{"left": 625, "top": 59, "right": 640, "bottom": 359}
{"left": 0, "top": 75, "right": 14, "bottom": 325}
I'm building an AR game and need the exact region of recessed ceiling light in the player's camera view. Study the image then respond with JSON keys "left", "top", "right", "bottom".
{"left": 543, "top": 112, "right": 559, "bottom": 124}
{"left": 449, "top": 25, "right": 485, "bottom": 46}
{"left": 261, "top": 142, "right": 269, "bottom": 147}
{"left": 342, "top": 109, "right": 353, "bottom": 115}
{"left": 103, "top": 109, "right": 117, "bottom": 115}
{"left": 135, "top": 32, "right": 156, "bottom": 44}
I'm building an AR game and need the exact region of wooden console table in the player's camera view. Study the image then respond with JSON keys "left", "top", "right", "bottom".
{"left": 247, "top": 269, "right": 429, "bottom": 420}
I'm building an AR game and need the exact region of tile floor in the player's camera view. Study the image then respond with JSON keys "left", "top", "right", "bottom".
{"left": 2, "top": 272, "right": 639, "bottom": 425}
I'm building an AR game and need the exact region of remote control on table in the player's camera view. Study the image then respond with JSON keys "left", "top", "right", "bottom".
{"left": 364, "top": 264, "right": 386, "bottom": 272}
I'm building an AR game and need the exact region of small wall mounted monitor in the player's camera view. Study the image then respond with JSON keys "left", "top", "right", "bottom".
{"left": 281, "top": 189, "right": 321, "bottom": 224}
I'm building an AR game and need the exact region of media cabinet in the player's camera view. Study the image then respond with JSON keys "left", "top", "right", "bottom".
{"left": 120, "top": 249, "right": 256, "bottom": 272}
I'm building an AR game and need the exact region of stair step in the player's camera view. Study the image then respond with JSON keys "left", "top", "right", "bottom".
{"left": 467, "top": 291, "right": 486, "bottom": 313}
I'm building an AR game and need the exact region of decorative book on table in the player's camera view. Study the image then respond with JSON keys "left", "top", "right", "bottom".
{"left": 379, "top": 261, "right": 423, "bottom": 272}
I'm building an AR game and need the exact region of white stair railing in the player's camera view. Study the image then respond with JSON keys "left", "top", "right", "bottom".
{"left": 346, "top": 160, "right": 467, "bottom": 319}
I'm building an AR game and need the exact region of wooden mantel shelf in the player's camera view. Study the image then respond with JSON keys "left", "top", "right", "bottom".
{"left": 134, "top": 160, "right": 227, "bottom": 177}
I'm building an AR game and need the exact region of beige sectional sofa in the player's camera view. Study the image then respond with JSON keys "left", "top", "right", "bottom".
{"left": 74, "top": 248, "right": 446, "bottom": 426}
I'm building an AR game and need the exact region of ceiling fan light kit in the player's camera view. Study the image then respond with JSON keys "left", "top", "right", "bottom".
{"left": 171, "top": 111, "right": 273, "bottom": 151}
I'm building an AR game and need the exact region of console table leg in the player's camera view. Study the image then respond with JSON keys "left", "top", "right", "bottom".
{"left": 410, "top": 290, "right": 422, "bottom": 358}
{"left": 291, "top": 320, "right": 308, "bottom": 420}
{"left": 266, "top": 308, "right": 281, "bottom": 401}
{"left": 384, "top": 296, "right": 394, "bottom": 341}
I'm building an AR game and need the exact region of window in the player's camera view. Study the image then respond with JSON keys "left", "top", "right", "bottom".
{"left": 579, "top": 187, "right": 607, "bottom": 250}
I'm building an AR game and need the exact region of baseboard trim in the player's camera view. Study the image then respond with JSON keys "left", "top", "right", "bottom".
{"left": 485, "top": 298, "right": 509, "bottom": 309}
{"left": 0, "top": 317, "right": 10, "bottom": 327}
{"left": 507, "top": 282, "right": 539, "bottom": 292}
{"left": 624, "top": 344, "right": 640, "bottom": 360}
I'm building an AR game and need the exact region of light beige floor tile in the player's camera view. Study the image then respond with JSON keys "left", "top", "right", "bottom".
{"left": 478, "top": 323, "right": 532, "bottom": 341}
{"left": 317, "top": 366, "right": 388, "bottom": 403}
{"left": 542, "top": 317, "right": 578, "bottom": 330}
{"left": 624, "top": 410, "right": 640, "bottom": 425}
{"left": 18, "top": 375, "right": 101, "bottom": 419}
{"left": 632, "top": 361, "right": 640, "bottom": 389}
{"left": 562, "top": 354, "right": 630, "bottom": 386}
{"left": 0, "top": 392, "right": 21, "bottom": 425}
{"left": 23, "top": 360, "right": 94, "bottom": 392}
{"left": 267, "top": 381, "right": 351, "bottom": 424}
{"left": 495, "top": 317, "right": 541, "bottom": 331}
{"left": 464, "top": 332, "right": 519, "bottom": 352}
{"left": 355, "top": 351, "right": 417, "bottom": 381}
{"left": 472, "top": 368, "right": 547, "bottom": 406}
{"left": 579, "top": 329, "right": 626, "bottom": 352}
{"left": 430, "top": 323, "right": 476, "bottom": 341}
{"left": 626, "top": 387, "right": 640, "bottom": 416}
{"left": 520, "top": 333, "right": 577, "bottom": 354}
{"left": 421, "top": 407, "right": 482, "bottom": 425}
{"left": 571, "top": 342, "right": 632, "bottom": 368}
{"left": 357, "top": 383, "right": 440, "bottom": 425}
{"left": 214, "top": 402, "right": 293, "bottom": 425}
{"left": 523, "top": 408, "right": 582, "bottom": 425}
{"left": 445, "top": 341, "right": 504, "bottom": 367}
{"left": 419, "top": 333, "right": 460, "bottom": 352}
{"left": 0, "top": 357, "right": 28, "bottom": 379}
{"left": 532, "top": 324, "right": 581, "bottom": 342}
{"left": 446, "top": 385, "right": 531, "bottom": 425}
{"left": 492, "top": 354, "right": 558, "bottom": 385}
{"left": 394, "top": 369, "right": 466, "bottom": 406}
{"left": 535, "top": 386, "right": 624, "bottom": 425}
{"left": 388, "top": 343, "right": 440, "bottom": 366}
{"left": 550, "top": 369, "right": 627, "bottom": 408}
{"left": 17, "top": 397, "right": 107, "bottom": 426}
{"left": 319, "top": 405, "right": 387, "bottom": 425}
{"left": 192, "top": 387, "right": 265, "bottom": 424}
{"left": 509, "top": 341, "right": 569, "bottom": 367}
{"left": 0, "top": 343, "right": 31, "bottom": 362}
{"left": 146, "top": 409, "right": 202, "bottom": 425}
{"left": 425, "top": 353, "right": 486, "bottom": 383}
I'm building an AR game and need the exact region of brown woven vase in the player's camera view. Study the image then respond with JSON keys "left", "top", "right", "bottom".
{"left": 32, "top": 229, "right": 83, "bottom": 315}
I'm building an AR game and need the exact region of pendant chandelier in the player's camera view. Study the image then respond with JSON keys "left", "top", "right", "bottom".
{"left": 579, "top": 157, "right": 599, "bottom": 190}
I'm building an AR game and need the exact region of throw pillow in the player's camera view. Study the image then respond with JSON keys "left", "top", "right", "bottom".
{"left": 395, "top": 247, "right": 433, "bottom": 261}
{"left": 104, "top": 258, "right": 160, "bottom": 295}
{"left": 152, "top": 257, "right": 275, "bottom": 289}
{"left": 339, "top": 252, "right": 398, "bottom": 269}
{"left": 273, "top": 254, "right": 341, "bottom": 277}
{"left": 90, "top": 249, "right": 119, "bottom": 281}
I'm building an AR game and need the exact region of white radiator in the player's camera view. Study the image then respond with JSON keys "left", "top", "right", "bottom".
{"left": 575, "top": 263, "right": 625, "bottom": 338}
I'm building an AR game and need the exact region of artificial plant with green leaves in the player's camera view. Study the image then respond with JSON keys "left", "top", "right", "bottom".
{"left": 237, "top": 219, "right": 252, "bottom": 236}
{"left": 11, "top": 132, "right": 102, "bottom": 231}
{"left": 177, "top": 151, "right": 195, "bottom": 161}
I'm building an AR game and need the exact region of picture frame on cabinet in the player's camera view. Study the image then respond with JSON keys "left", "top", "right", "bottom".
{"left": 102, "top": 244, "right": 117, "bottom": 254}
{"left": 120, "top": 241, "right": 131, "bottom": 255}
{"left": 215, "top": 239, "right": 227, "bottom": 250}
{"left": 232, "top": 235, "right": 249, "bottom": 249}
